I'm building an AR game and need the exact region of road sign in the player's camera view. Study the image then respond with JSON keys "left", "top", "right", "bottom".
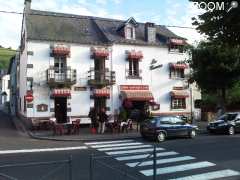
{"left": 25, "top": 93, "right": 33, "bottom": 103}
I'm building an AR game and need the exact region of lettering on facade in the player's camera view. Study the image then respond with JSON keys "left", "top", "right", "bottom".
{"left": 120, "top": 85, "right": 149, "bottom": 91}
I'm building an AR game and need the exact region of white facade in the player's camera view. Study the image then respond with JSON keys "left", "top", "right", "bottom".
{"left": 0, "top": 74, "right": 10, "bottom": 105}
{"left": 17, "top": 1, "right": 201, "bottom": 125}
{"left": 18, "top": 40, "right": 201, "bottom": 124}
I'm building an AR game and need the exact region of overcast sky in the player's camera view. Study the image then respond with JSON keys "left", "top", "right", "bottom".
{"left": 0, "top": 0, "right": 204, "bottom": 49}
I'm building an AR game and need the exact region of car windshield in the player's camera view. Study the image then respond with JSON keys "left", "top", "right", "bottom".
{"left": 218, "top": 114, "right": 238, "bottom": 121}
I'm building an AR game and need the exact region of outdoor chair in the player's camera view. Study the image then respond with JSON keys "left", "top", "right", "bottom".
{"left": 71, "top": 119, "right": 81, "bottom": 134}
{"left": 50, "top": 121, "right": 65, "bottom": 135}
{"left": 121, "top": 119, "right": 133, "bottom": 133}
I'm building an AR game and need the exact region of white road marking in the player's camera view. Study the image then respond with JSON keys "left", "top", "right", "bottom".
{"left": 85, "top": 140, "right": 134, "bottom": 145}
{"left": 126, "top": 156, "right": 195, "bottom": 167}
{"left": 106, "top": 147, "right": 165, "bottom": 155}
{"left": 98, "top": 145, "right": 152, "bottom": 151}
{"left": 170, "top": 169, "right": 240, "bottom": 180}
{"left": 0, "top": 146, "right": 88, "bottom": 154}
{"left": 91, "top": 142, "right": 142, "bottom": 148}
{"left": 115, "top": 151, "right": 179, "bottom": 161}
{"left": 140, "top": 161, "right": 215, "bottom": 176}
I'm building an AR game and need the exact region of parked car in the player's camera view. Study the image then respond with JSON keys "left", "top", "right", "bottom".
{"left": 207, "top": 112, "right": 240, "bottom": 135}
{"left": 140, "top": 116, "right": 198, "bottom": 142}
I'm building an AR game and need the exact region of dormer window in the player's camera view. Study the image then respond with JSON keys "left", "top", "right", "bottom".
{"left": 117, "top": 17, "right": 137, "bottom": 40}
{"left": 126, "top": 27, "right": 134, "bottom": 39}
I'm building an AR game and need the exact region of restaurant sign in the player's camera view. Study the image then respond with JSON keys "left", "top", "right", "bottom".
{"left": 120, "top": 85, "right": 149, "bottom": 91}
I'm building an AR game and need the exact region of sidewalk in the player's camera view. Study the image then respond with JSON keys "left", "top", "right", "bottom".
{"left": 12, "top": 115, "right": 208, "bottom": 142}
{"left": 12, "top": 116, "right": 141, "bottom": 141}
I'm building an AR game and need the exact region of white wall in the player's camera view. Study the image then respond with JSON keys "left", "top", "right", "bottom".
{"left": 111, "top": 44, "right": 191, "bottom": 114}
{"left": 22, "top": 40, "right": 200, "bottom": 120}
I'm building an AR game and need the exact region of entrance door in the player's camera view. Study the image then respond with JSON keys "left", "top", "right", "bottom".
{"left": 94, "top": 59, "right": 105, "bottom": 82}
{"left": 55, "top": 97, "right": 67, "bottom": 123}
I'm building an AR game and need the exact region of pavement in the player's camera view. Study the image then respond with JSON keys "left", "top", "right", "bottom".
{"left": 11, "top": 114, "right": 209, "bottom": 142}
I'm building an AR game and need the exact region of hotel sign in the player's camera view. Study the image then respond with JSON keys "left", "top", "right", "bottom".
{"left": 120, "top": 85, "right": 149, "bottom": 91}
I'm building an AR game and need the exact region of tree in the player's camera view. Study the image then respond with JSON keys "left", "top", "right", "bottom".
{"left": 190, "top": 0, "right": 240, "bottom": 46}
{"left": 189, "top": 42, "right": 240, "bottom": 110}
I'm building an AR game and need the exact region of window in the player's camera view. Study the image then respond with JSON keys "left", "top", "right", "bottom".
{"left": 169, "top": 44, "right": 184, "bottom": 53}
{"left": 129, "top": 60, "right": 139, "bottom": 77}
{"left": 27, "top": 80, "right": 33, "bottom": 91}
{"left": 170, "top": 68, "right": 184, "bottom": 79}
{"left": 171, "top": 117, "right": 184, "bottom": 125}
{"left": 171, "top": 98, "right": 186, "bottom": 109}
{"left": 126, "top": 27, "right": 134, "bottom": 39}
{"left": 158, "top": 117, "right": 172, "bottom": 125}
{"left": 54, "top": 57, "right": 66, "bottom": 73}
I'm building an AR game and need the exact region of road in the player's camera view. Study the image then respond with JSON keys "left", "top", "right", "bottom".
{"left": 0, "top": 111, "right": 240, "bottom": 180}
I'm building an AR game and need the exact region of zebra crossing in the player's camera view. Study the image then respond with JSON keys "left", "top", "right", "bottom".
{"left": 85, "top": 139, "right": 240, "bottom": 179}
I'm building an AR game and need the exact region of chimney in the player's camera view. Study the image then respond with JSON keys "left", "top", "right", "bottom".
{"left": 24, "top": 0, "right": 31, "bottom": 12}
{"left": 145, "top": 22, "right": 156, "bottom": 43}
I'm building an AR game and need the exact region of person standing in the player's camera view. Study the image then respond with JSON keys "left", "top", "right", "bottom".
{"left": 88, "top": 107, "right": 97, "bottom": 133}
{"left": 98, "top": 108, "right": 108, "bottom": 134}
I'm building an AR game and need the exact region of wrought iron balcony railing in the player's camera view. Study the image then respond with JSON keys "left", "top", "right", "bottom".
{"left": 88, "top": 68, "right": 116, "bottom": 86}
{"left": 46, "top": 66, "right": 76, "bottom": 87}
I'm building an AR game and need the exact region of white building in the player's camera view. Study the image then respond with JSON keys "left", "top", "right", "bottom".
{"left": 0, "top": 74, "right": 10, "bottom": 106}
{"left": 18, "top": 0, "right": 201, "bottom": 126}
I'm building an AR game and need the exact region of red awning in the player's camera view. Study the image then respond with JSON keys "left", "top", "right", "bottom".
{"left": 91, "top": 48, "right": 109, "bottom": 59}
{"left": 52, "top": 46, "right": 70, "bottom": 57}
{"left": 170, "top": 38, "right": 186, "bottom": 45}
{"left": 169, "top": 63, "right": 188, "bottom": 69}
{"left": 52, "top": 89, "right": 71, "bottom": 97}
{"left": 94, "top": 88, "right": 110, "bottom": 98}
{"left": 170, "top": 90, "right": 189, "bottom": 98}
{"left": 127, "top": 50, "right": 143, "bottom": 60}
{"left": 121, "top": 90, "right": 153, "bottom": 101}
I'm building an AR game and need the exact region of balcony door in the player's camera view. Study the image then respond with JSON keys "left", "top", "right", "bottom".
{"left": 54, "top": 97, "right": 67, "bottom": 123}
{"left": 54, "top": 57, "right": 66, "bottom": 82}
{"left": 94, "top": 59, "right": 105, "bottom": 82}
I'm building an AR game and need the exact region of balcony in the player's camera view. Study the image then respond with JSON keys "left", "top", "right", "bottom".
{"left": 46, "top": 66, "right": 76, "bottom": 87}
{"left": 88, "top": 68, "right": 116, "bottom": 86}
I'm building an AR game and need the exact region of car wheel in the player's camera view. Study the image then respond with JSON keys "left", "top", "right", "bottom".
{"left": 157, "top": 132, "right": 166, "bottom": 142}
{"left": 228, "top": 126, "right": 235, "bottom": 135}
{"left": 189, "top": 129, "right": 196, "bottom": 138}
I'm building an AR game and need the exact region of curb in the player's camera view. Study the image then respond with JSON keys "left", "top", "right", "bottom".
{"left": 29, "top": 132, "right": 142, "bottom": 142}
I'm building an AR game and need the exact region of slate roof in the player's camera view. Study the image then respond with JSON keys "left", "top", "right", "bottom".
{"left": 26, "top": 9, "right": 186, "bottom": 46}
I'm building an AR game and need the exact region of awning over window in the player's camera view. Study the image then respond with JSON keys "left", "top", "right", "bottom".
{"left": 121, "top": 90, "right": 153, "bottom": 101}
{"left": 52, "top": 46, "right": 70, "bottom": 57}
{"left": 93, "top": 88, "right": 110, "bottom": 98}
{"left": 127, "top": 50, "right": 143, "bottom": 60}
{"left": 169, "top": 63, "right": 188, "bottom": 69}
{"left": 170, "top": 90, "right": 189, "bottom": 98}
{"left": 52, "top": 89, "right": 71, "bottom": 97}
{"left": 170, "top": 38, "right": 186, "bottom": 45}
{"left": 91, "top": 47, "right": 109, "bottom": 59}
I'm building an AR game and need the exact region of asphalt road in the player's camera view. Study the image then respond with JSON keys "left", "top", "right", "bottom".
{"left": 1, "top": 111, "right": 240, "bottom": 180}
{"left": 0, "top": 134, "right": 240, "bottom": 180}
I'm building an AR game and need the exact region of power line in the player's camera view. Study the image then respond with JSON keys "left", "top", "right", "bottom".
{"left": 0, "top": 10, "right": 196, "bottom": 29}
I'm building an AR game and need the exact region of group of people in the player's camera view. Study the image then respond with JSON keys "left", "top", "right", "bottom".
{"left": 88, "top": 107, "right": 108, "bottom": 134}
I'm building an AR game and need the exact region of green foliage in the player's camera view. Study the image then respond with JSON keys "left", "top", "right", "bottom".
{"left": 0, "top": 48, "right": 16, "bottom": 69}
{"left": 190, "top": 0, "right": 240, "bottom": 46}
{"left": 190, "top": 42, "right": 240, "bottom": 93}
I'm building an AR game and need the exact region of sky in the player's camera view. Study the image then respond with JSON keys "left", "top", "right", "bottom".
{"left": 0, "top": 0, "right": 204, "bottom": 49}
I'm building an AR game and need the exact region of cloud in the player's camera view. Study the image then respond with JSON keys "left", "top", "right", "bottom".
{"left": 165, "top": 2, "right": 205, "bottom": 44}
{"left": 96, "top": 0, "right": 107, "bottom": 5}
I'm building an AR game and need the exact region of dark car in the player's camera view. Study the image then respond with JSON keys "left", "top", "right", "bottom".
{"left": 140, "top": 116, "right": 198, "bottom": 142}
{"left": 207, "top": 112, "right": 240, "bottom": 135}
